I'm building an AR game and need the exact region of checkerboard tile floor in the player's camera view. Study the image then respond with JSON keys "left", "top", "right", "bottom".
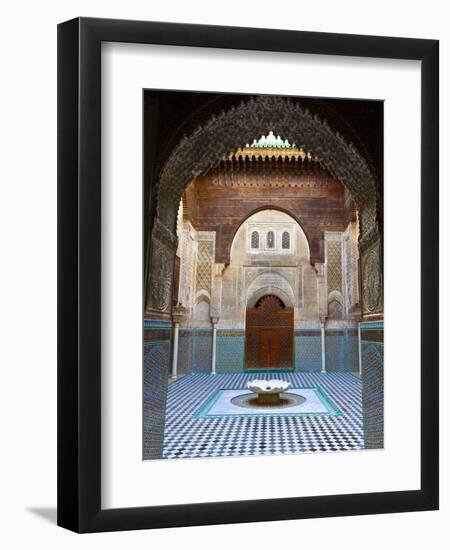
{"left": 162, "top": 373, "right": 364, "bottom": 459}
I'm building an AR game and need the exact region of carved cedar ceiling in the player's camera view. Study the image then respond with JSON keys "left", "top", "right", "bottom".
{"left": 183, "top": 155, "right": 353, "bottom": 264}
{"left": 155, "top": 95, "right": 379, "bottom": 252}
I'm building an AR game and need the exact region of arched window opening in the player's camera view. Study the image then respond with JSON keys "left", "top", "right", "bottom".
{"left": 251, "top": 230, "right": 259, "bottom": 249}
{"left": 267, "top": 231, "right": 275, "bottom": 249}
{"left": 282, "top": 231, "right": 290, "bottom": 249}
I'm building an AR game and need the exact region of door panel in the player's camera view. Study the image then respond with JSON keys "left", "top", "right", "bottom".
{"left": 260, "top": 329, "right": 281, "bottom": 368}
{"left": 245, "top": 295, "right": 293, "bottom": 370}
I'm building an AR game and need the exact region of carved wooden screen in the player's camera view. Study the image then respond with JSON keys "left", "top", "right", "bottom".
{"left": 245, "top": 295, "right": 294, "bottom": 370}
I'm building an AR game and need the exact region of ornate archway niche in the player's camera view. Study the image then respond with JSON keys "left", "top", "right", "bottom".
{"left": 146, "top": 95, "right": 381, "bottom": 318}
{"left": 228, "top": 205, "right": 312, "bottom": 265}
{"left": 247, "top": 286, "right": 294, "bottom": 310}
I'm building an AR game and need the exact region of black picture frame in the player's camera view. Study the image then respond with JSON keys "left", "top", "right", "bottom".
{"left": 57, "top": 17, "right": 439, "bottom": 533}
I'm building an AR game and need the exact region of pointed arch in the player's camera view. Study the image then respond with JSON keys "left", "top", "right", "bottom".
{"left": 146, "top": 95, "right": 380, "bottom": 315}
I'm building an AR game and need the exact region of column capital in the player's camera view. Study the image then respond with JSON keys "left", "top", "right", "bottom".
{"left": 172, "top": 304, "right": 187, "bottom": 324}
{"left": 210, "top": 316, "right": 220, "bottom": 326}
{"left": 213, "top": 263, "right": 226, "bottom": 276}
{"left": 314, "top": 262, "right": 326, "bottom": 277}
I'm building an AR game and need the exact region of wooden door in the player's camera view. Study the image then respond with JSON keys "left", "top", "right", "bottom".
{"left": 245, "top": 295, "right": 293, "bottom": 370}
{"left": 260, "top": 329, "right": 281, "bottom": 368}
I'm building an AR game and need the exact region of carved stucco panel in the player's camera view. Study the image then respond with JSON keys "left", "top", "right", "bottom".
{"left": 362, "top": 239, "right": 383, "bottom": 315}
{"left": 147, "top": 237, "right": 175, "bottom": 314}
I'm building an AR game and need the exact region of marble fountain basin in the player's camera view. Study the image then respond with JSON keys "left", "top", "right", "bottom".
{"left": 246, "top": 379, "right": 291, "bottom": 406}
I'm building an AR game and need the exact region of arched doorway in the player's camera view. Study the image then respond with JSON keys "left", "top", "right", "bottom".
{"left": 145, "top": 95, "right": 382, "bottom": 318}
{"left": 245, "top": 295, "right": 294, "bottom": 370}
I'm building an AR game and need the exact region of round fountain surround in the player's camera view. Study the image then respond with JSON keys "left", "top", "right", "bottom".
{"left": 246, "top": 379, "right": 291, "bottom": 406}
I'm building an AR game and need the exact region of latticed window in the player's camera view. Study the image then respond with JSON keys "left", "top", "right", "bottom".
{"left": 282, "top": 231, "right": 290, "bottom": 249}
{"left": 251, "top": 230, "right": 259, "bottom": 249}
{"left": 267, "top": 230, "right": 275, "bottom": 249}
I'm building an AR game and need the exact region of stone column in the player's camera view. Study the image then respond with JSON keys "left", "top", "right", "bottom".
{"left": 210, "top": 263, "right": 225, "bottom": 318}
{"left": 320, "top": 317, "right": 327, "bottom": 374}
{"left": 358, "top": 322, "right": 363, "bottom": 376}
{"left": 314, "top": 262, "right": 328, "bottom": 375}
{"left": 171, "top": 307, "right": 186, "bottom": 380}
{"left": 342, "top": 233, "right": 350, "bottom": 315}
{"left": 211, "top": 316, "right": 219, "bottom": 375}
{"left": 171, "top": 320, "right": 180, "bottom": 379}
{"left": 314, "top": 262, "right": 328, "bottom": 318}
{"left": 210, "top": 264, "right": 225, "bottom": 377}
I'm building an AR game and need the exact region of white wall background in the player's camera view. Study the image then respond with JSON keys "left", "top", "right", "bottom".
{"left": 0, "top": 0, "right": 448, "bottom": 547}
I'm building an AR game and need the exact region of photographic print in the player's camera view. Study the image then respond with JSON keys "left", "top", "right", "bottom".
{"left": 143, "top": 91, "right": 384, "bottom": 461}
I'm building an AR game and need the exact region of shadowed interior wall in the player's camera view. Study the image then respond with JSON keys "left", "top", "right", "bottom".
{"left": 143, "top": 320, "right": 172, "bottom": 459}
{"left": 361, "top": 321, "right": 384, "bottom": 449}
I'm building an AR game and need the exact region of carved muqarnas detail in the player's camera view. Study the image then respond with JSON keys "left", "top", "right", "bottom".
{"left": 155, "top": 96, "right": 379, "bottom": 243}
{"left": 150, "top": 240, "right": 173, "bottom": 312}
{"left": 362, "top": 246, "right": 382, "bottom": 313}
